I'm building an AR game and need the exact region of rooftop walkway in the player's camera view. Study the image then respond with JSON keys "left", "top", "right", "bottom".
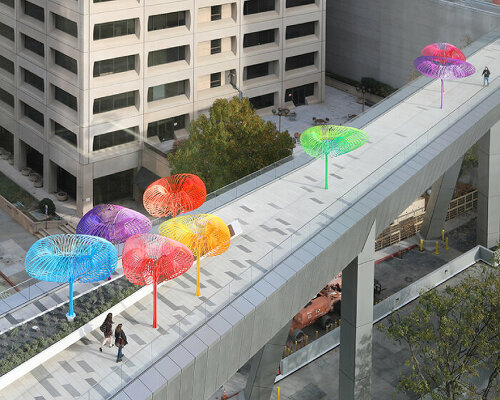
{"left": 0, "top": 30, "right": 499, "bottom": 400}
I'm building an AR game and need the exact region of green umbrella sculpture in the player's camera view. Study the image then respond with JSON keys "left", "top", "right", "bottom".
{"left": 300, "top": 125, "right": 369, "bottom": 189}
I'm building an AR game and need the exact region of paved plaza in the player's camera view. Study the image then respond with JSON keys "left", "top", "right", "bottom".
{"left": 0, "top": 32, "right": 497, "bottom": 400}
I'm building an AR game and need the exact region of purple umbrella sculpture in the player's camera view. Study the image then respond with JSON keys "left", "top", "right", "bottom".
{"left": 76, "top": 204, "right": 152, "bottom": 245}
{"left": 413, "top": 56, "right": 475, "bottom": 109}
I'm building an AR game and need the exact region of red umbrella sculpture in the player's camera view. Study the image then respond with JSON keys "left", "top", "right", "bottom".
{"left": 421, "top": 42, "right": 466, "bottom": 61}
{"left": 122, "top": 234, "right": 194, "bottom": 328}
{"left": 143, "top": 174, "right": 206, "bottom": 218}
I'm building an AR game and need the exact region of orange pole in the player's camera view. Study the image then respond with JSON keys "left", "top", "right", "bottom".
{"left": 196, "top": 254, "right": 201, "bottom": 297}
{"left": 153, "top": 280, "right": 158, "bottom": 328}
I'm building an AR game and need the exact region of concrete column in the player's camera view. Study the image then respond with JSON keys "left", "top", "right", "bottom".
{"left": 43, "top": 148, "right": 58, "bottom": 194}
{"left": 14, "top": 138, "right": 26, "bottom": 170}
{"left": 420, "top": 157, "right": 463, "bottom": 239}
{"left": 243, "top": 321, "right": 291, "bottom": 400}
{"left": 76, "top": 163, "right": 93, "bottom": 217}
{"left": 477, "top": 123, "right": 500, "bottom": 248}
{"left": 339, "top": 220, "right": 376, "bottom": 400}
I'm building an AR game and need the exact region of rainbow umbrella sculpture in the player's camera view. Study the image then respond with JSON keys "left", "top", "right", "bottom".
{"left": 421, "top": 43, "right": 466, "bottom": 61}
{"left": 413, "top": 56, "right": 475, "bottom": 109}
{"left": 25, "top": 235, "right": 118, "bottom": 320}
{"left": 122, "top": 234, "right": 194, "bottom": 328}
{"left": 143, "top": 174, "right": 207, "bottom": 218}
{"left": 76, "top": 204, "right": 152, "bottom": 245}
{"left": 159, "top": 214, "right": 230, "bottom": 297}
{"left": 300, "top": 125, "right": 369, "bottom": 189}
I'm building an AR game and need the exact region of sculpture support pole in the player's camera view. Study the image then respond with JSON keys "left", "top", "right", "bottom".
{"left": 325, "top": 155, "right": 329, "bottom": 190}
{"left": 196, "top": 254, "right": 201, "bottom": 297}
{"left": 67, "top": 279, "right": 75, "bottom": 320}
{"left": 441, "top": 79, "right": 444, "bottom": 109}
{"left": 153, "top": 280, "right": 158, "bottom": 328}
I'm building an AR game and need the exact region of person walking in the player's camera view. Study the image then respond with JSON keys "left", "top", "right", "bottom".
{"left": 99, "top": 313, "right": 114, "bottom": 352}
{"left": 482, "top": 67, "right": 490, "bottom": 86}
{"left": 115, "top": 323, "right": 128, "bottom": 363}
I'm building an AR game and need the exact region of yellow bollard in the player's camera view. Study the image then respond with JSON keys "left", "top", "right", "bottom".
{"left": 315, "top": 330, "right": 319, "bottom": 339}
{"left": 434, "top": 241, "right": 439, "bottom": 255}
{"left": 277, "top": 386, "right": 280, "bottom": 400}
{"left": 442, "top": 229, "right": 445, "bottom": 241}
{"left": 445, "top": 237, "right": 449, "bottom": 250}
{"left": 305, "top": 335, "right": 309, "bottom": 345}
{"left": 295, "top": 341, "right": 297, "bottom": 352}
{"left": 283, "top": 346, "right": 287, "bottom": 358}
{"left": 420, "top": 238, "right": 424, "bottom": 252}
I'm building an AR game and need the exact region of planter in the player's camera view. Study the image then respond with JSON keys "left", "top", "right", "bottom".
{"left": 8, "top": 158, "right": 14, "bottom": 165}
{"left": 57, "top": 192, "right": 68, "bottom": 201}
{"left": 1, "top": 152, "right": 10, "bottom": 160}
{"left": 21, "top": 167, "right": 32, "bottom": 176}
{"left": 0, "top": 148, "right": 5, "bottom": 155}
{"left": 34, "top": 180, "right": 43, "bottom": 188}
{"left": 29, "top": 173, "right": 39, "bottom": 182}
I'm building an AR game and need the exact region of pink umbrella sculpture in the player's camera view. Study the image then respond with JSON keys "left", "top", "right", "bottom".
{"left": 122, "top": 234, "right": 194, "bottom": 328}
{"left": 421, "top": 43, "right": 466, "bottom": 61}
{"left": 413, "top": 56, "right": 475, "bottom": 109}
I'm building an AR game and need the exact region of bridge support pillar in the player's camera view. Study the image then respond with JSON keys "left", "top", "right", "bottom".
{"left": 243, "top": 321, "right": 291, "bottom": 400}
{"left": 477, "top": 123, "right": 500, "bottom": 248}
{"left": 339, "top": 220, "right": 375, "bottom": 400}
{"left": 420, "top": 157, "right": 463, "bottom": 240}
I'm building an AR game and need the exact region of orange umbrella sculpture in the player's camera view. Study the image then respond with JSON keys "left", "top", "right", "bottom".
{"left": 122, "top": 234, "right": 194, "bottom": 328}
{"left": 143, "top": 174, "right": 206, "bottom": 218}
{"left": 159, "top": 214, "right": 230, "bottom": 297}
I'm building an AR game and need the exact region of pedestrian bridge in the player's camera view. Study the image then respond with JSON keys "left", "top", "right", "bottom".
{"left": 0, "top": 28, "right": 499, "bottom": 400}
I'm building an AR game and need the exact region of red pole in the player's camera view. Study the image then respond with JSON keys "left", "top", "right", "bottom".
{"left": 153, "top": 280, "right": 158, "bottom": 328}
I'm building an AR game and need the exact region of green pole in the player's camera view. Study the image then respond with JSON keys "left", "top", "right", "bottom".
{"left": 325, "top": 155, "right": 329, "bottom": 190}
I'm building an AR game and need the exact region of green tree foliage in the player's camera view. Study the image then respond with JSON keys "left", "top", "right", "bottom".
{"left": 168, "top": 97, "right": 294, "bottom": 193}
{"left": 379, "top": 263, "right": 500, "bottom": 400}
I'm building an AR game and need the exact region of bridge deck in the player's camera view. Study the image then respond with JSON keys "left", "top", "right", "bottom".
{"left": 1, "top": 32, "right": 499, "bottom": 400}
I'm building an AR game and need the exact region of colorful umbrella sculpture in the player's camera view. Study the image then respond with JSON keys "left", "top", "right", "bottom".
{"left": 413, "top": 56, "right": 475, "bottom": 109}
{"left": 300, "top": 125, "right": 369, "bottom": 189}
{"left": 76, "top": 204, "right": 152, "bottom": 245}
{"left": 158, "top": 214, "right": 230, "bottom": 297}
{"left": 143, "top": 174, "right": 207, "bottom": 218}
{"left": 122, "top": 234, "right": 194, "bottom": 328}
{"left": 25, "top": 234, "right": 118, "bottom": 320}
{"left": 421, "top": 43, "right": 466, "bottom": 61}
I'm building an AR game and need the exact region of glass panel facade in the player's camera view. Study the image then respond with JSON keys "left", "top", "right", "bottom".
{"left": 286, "top": 21, "right": 315, "bottom": 39}
{"left": 23, "top": 68, "right": 44, "bottom": 92}
{"left": 93, "top": 91, "right": 136, "bottom": 114}
{"left": 243, "top": 0, "right": 275, "bottom": 15}
{"left": 210, "top": 39, "right": 221, "bottom": 55}
{"left": 93, "top": 55, "right": 135, "bottom": 77}
{"left": 23, "top": 102, "right": 45, "bottom": 126}
{"left": 93, "top": 127, "right": 138, "bottom": 151}
{"left": 24, "top": 35, "right": 45, "bottom": 57}
{"left": 286, "top": 0, "right": 314, "bottom": 7}
{"left": 93, "top": 19, "right": 136, "bottom": 40}
{"left": 245, "top": 61, "right": 271, "bottom": 80}
{"left": 285, "top": 52, "right": 315, "bottom": 70}
{"left": 24, "top": 1, "right": 44, "bottom": 22}
{"left": 54, "top": 14, "right": 78, "bottom": 38}
{"left": 54, "top": 86, "right": 77, "bottom": 111}
{"left": 54, "top": 50, "right": 77, "bottom": 74}
{"left": 147, "top": 80, "right": 187, "bottom": 102}
{"left": 53, "top": 121, "right": 77, "bottom": 147}
{"left": 249, "top": 92, "right": 274, "bottom": 109}
{"left": 0, "top": 55, "right": 14, "bottom": 75}
{"left": 147, "top": 114, "right": 186, "bottom": 141}
{"left": 0, "top": 22, "right": 14, "bottom": 42}
{"left": 210, "top": 72, "right": 221, "bottom": 88}
{"left": 243, "top": 29, "right": 274, "bottom": 48}
{"left": 148, "top": 11, "right": 186, "bottom": 31}
{"left": 211, "top": 5, "right": 222, "bottom": 21}
{"left": 148, "top": 46, "right": 186, "bottom": 67}
{"left": 0, "top": 87, "right": 14, "bottom": 108}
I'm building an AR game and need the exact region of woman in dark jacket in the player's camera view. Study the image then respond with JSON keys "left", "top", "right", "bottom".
{"left": 99, "top": 313, "right": 114, "bottom": 352}
{"left": 115, "top": 323, "right": 127, "bottom": 362}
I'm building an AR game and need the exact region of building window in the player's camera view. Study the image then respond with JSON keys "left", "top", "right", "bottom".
{"left": 147, "top": 80, "right": 187, "bottom": 102}
{"left": 93, "top": 55, "right": 135, "bottom": 77}
{"left": 53, "top": 121, "right": 77, "bottom": 147}
{"left": 243, "top": 29, "right": 274, "bottom": 48}
{"left": 23, "top": 68, "right": 44, "bottom": 92}
{"left": 54, "top": 14, "right": 78, "bottom": 38}
{"left": 93, "top": 91, "right": 136, "bottom": 114}
{"left": 0, "top": 55, "right": 14, "bottom": 75}
{"left": 93, "top": 19, "right": 136, "bottom": 40}
{"left": 286, "top": 0, "right": 314, "bottom": 7}
{"left": 211, "top": 5, "right": 222, "bottom": 21}
{"left": 245, "top": 61, "right": 271, "bottom": 80}
{"left": 210, "top": 39, "right": 221, "bottom": 55}
{"left": 54, "top": 86, "right": 77, "bottom": 111}
{"left": 285, "top": 83, "right": 314, "bottom": 105}
{"left": 285, "top": 52, "right": 315, "bottom": 71}
{"left": 23, "top": 102, "right": 44, "bottom": 126}
{"left": 147, "top": 115, "right": 186, "bottom": 141}
{"left": 0, "top": 0, "right": 14, "bottom": 8}
{"left": 249, "top": 92, "right": 274, "bottom": 109}
{"left": 243, "top": 0, "right": 275, "bottom": 15}
{"left": 0, "top": 125, "right": 14, "bottom": 153}
{"left": 54, "top": 50, "right": 77, "bottom": 74}
{"left": 286, "top": 21, "right": 315, "bottom": 39}
{"left": 23, "top": 35, "right": 45, "bottom": 57}
{"left": 210, "top": 72, "right": 221, "bottom": 88}
{"left": 0, "top": 87, "right": 14, "bottom": 108}
{"left": 148, "top": 11, "right": 186, "bottom": 31}
{"left": 148, "top": 46, "right": 186, "bottom": 67}
{"left": 24, "top": 1, "right": 44, "bottom": 23}
{"left": 0, "top": 22, "right": 14, "bottom": 42}
{"left": 93, "top": 127, "right": 138, "bottom": 151}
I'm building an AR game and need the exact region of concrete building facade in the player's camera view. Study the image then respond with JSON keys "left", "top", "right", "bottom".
{"left": 0, "top": 0, "right": 326, "bottom": 215}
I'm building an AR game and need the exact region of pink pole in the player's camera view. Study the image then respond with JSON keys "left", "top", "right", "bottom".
{"left": 441, "top": 79, "right": 444, "bottom": 109}
{"left": 153, "top": 280, "right": 158, "bottom": 328}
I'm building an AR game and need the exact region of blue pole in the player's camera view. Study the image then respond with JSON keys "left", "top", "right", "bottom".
{"left": 67, "top": 279, "right": 75, "bottom": 320}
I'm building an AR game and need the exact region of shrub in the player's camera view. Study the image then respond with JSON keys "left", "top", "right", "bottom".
{"left": 361, "top": 77, "right": 397, "bottom": 98}
{"left": 38, "top": 198, "right": 56, "bottom": 215}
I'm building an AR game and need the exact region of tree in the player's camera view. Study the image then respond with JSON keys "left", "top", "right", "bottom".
{"left": 167, "top": 97, "right": 294, "bottom": 193}
{"left": 379, "top": 263, "right": 500, "bottom": 400}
